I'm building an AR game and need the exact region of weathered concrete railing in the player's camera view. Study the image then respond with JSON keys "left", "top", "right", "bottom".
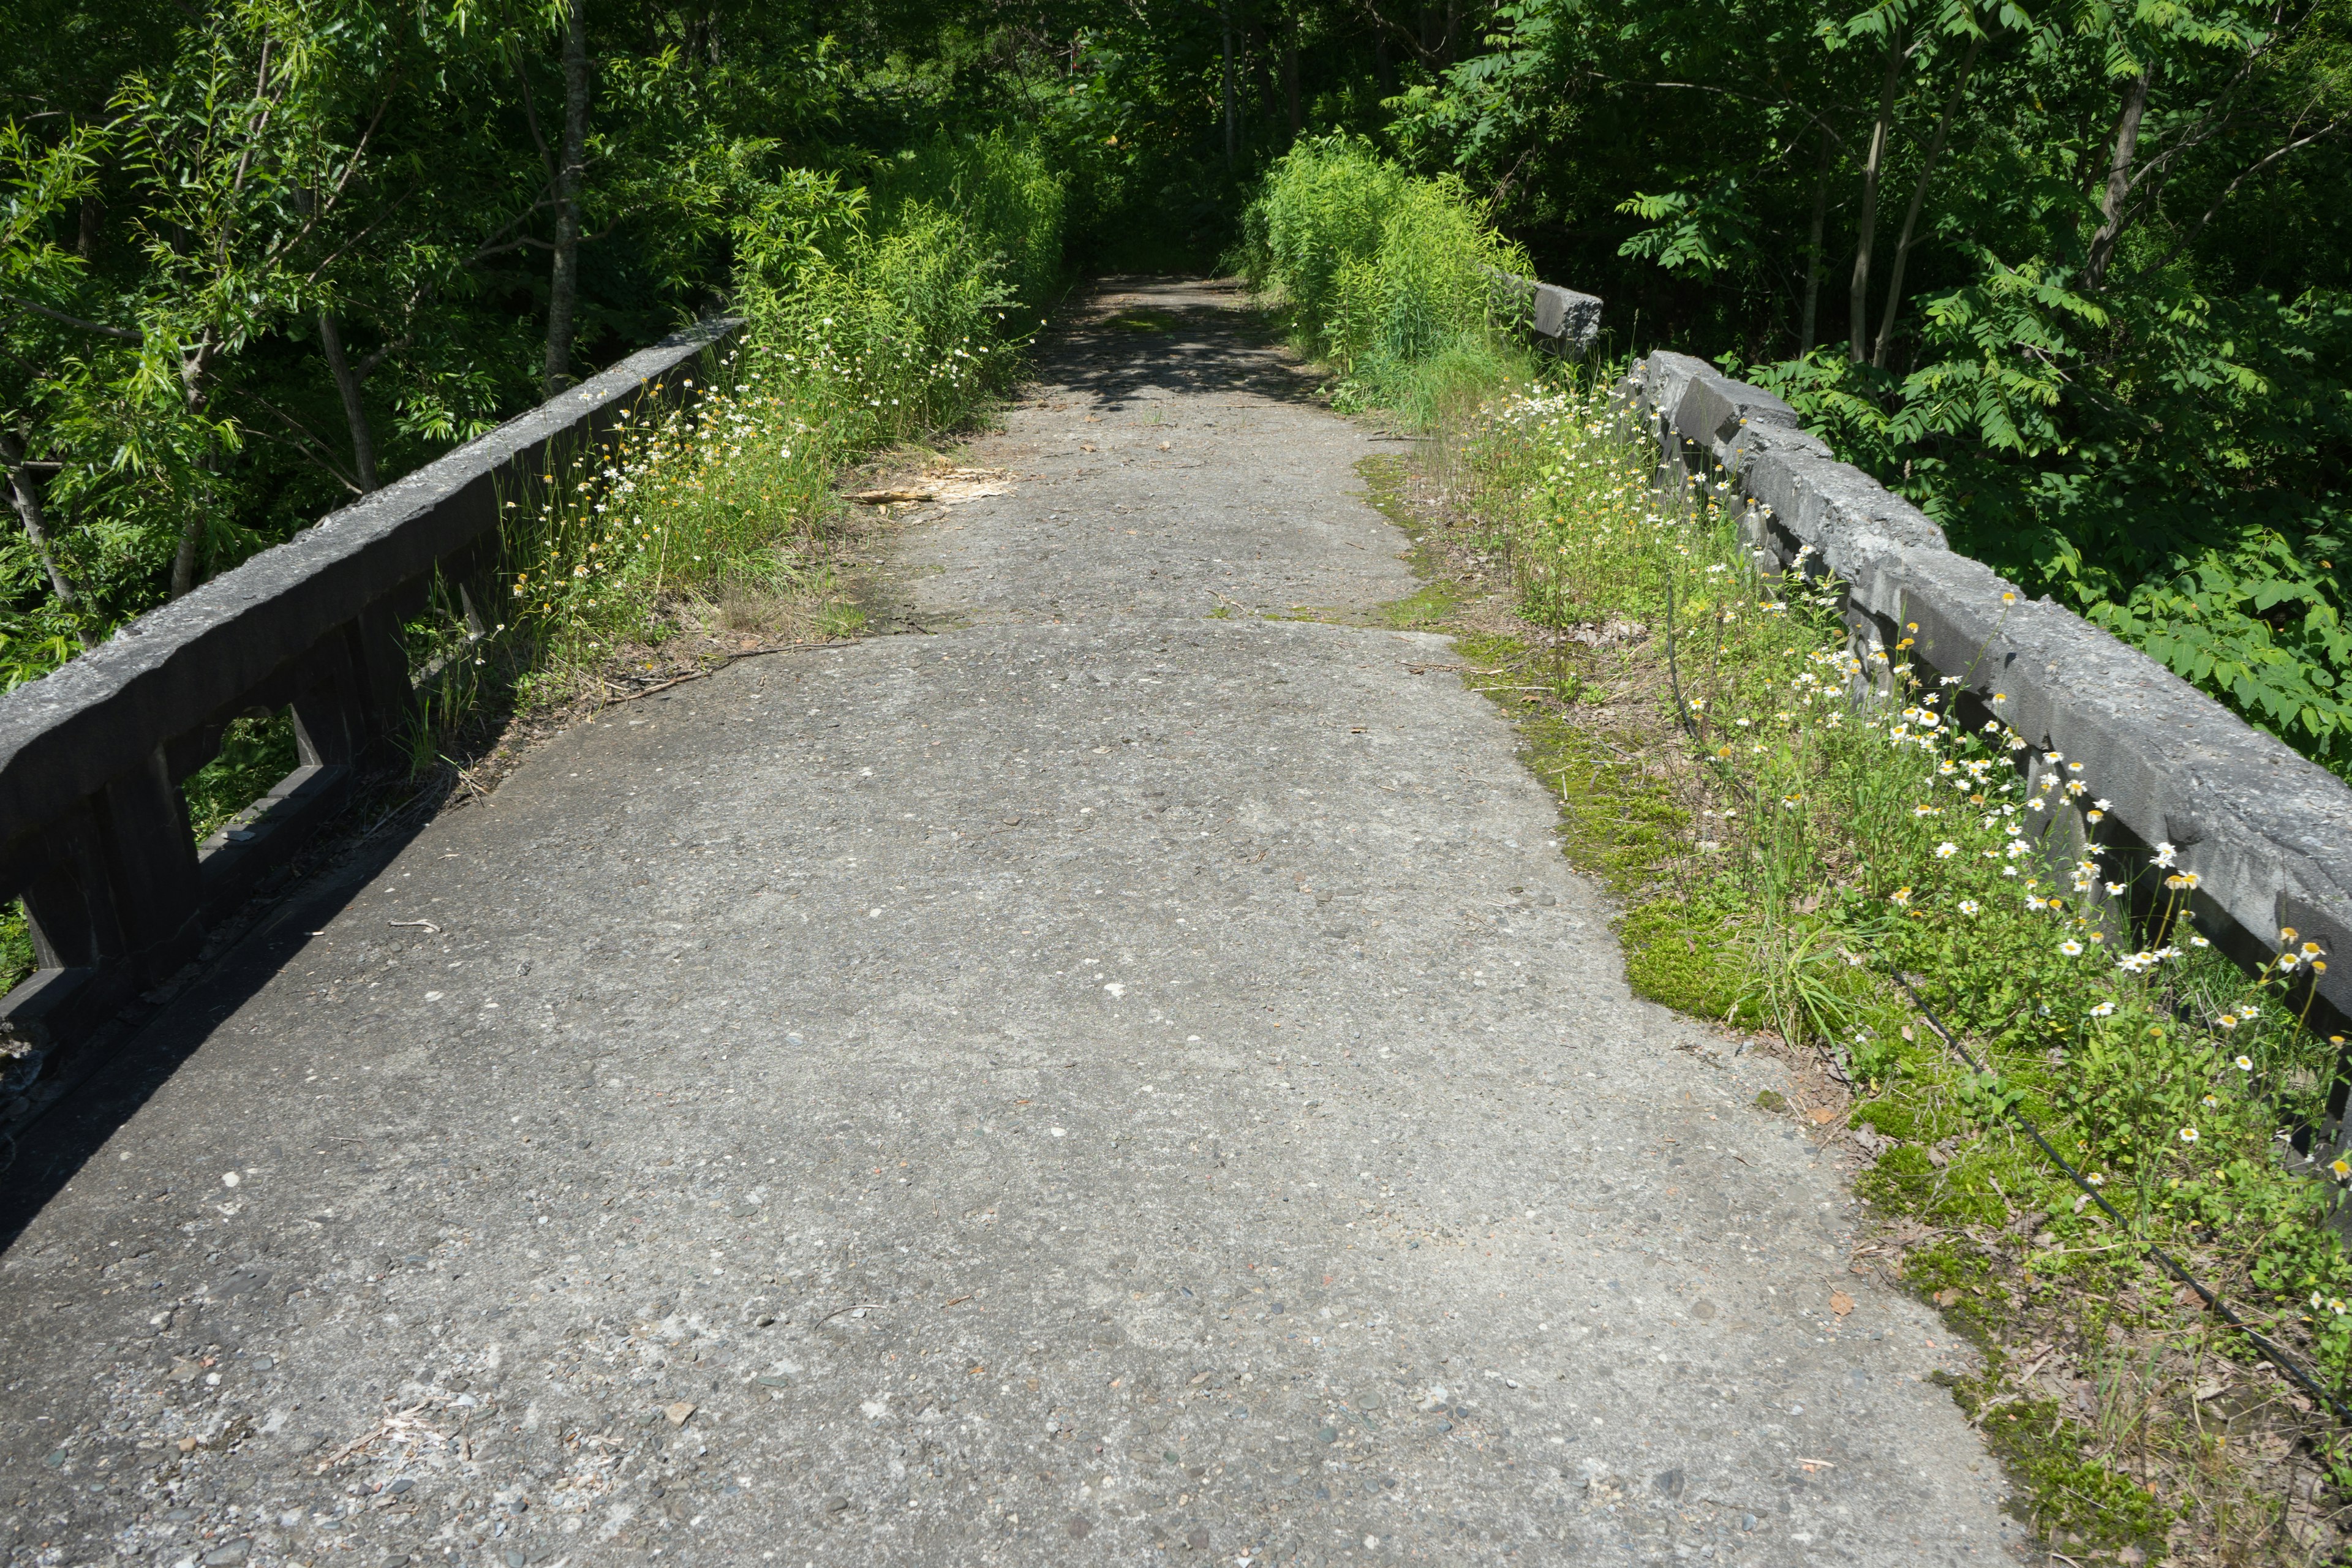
{"left": 0, "top": 317, "right": 742, "bottom": 1105}
{"left": 1488, "top": 268, "right": 1604, "bottom": 356}
{"left": 1494, "top": 264, "right": 2349, "bottom": 1052}
{"left": 1623, "top": 348, "right": 2352, "bottom": 1048}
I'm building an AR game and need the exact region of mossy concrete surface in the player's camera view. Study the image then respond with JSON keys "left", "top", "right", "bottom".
{"left": 0, "top": 280, "right": 2019, "bottom": 1565}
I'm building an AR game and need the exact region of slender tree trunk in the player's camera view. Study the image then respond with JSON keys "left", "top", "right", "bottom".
{"left": 317, "top": 311, "right": 380, "bottom": 493}
{"left": 75, "top": 195, "right": 102, "bottom": 262}
{"left": 1372, "top": 32, "right": 1393, "bottom": 98}
{"left": 1248, "top": 25, "right": 1278, "bottom": 139}
{"left": 1219, "top": 4, "right": 1238, "bottom": 167}
{"left": 169, "top": 515, "right": 203, "bottom": 600}
{"left": 545, "top": 0, "right": 591, "bottom": 396}
{"left": 1799, "top": 128, "right": 1833, "bottom": 356}
{"left": 170, "top": 332, "right": 219, "bottom": 601}
{"left": 2086, "top": 64, "right": 2154, "bottom": 288}
{"left": 1848, "top": 39, "right": 1907, "bottom": 363}
{"left": 0, "top": 429, "right": 98, "bottom": 649}
{"left": 1872, "top": 34, "right": 1980, "bottom": 368}
{"left": 1282, "top": 37, "right": 1302, "bottom": 136}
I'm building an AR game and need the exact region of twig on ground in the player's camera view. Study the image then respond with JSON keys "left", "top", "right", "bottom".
{"left": 815, "top": 1301, "right": 890, "bottom": 1326}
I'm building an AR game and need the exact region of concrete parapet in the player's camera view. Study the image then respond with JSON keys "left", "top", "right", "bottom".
{"left": 0, "top": 317, "right": 744, "bottom": 1112}
{"left": 1618, "top": 349, "right": 2352, "bottom": 1034}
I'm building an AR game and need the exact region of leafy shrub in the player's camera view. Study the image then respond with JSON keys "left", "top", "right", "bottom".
{"left": 1752, "top": 281, "right": 2352, "bottom": 781}
{"left": 500, "top": 140, "right": 1061, "bottom": 679}
{"left": 1240, "top": 137, "right": 1534, "bottom": 420}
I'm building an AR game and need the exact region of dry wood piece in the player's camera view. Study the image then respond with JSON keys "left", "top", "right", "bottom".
{"left": 844, "top": 467, "right": 1015, "bottom": 506}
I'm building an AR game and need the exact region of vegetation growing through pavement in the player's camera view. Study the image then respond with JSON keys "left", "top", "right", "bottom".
{"left": 1375, "top": 371, "right": 2352, "bottom": 1564}
{"left": 1273, "top": 145, "right": 2352, "bottom": 1561}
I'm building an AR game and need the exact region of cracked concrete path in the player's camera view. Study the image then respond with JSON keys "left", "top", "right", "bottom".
{"left": 0, "top": 277, "right": 2019, "bottom": 1567}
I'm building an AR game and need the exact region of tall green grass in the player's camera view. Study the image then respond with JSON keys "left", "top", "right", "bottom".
{"left": 1239, "top": 137, "right": 1534, "bottom": 423}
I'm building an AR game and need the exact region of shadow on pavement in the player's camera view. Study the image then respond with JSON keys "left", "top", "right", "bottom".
{"left": 0, "top": 813, "right": 424, "bottom": 1248}
{"left": 1038, "top": 275, "right": 1323, "bottom": 415}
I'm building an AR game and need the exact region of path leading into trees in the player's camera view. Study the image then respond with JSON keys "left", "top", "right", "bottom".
{"left": 0, "top": 278, "right": 2018, "bottom": 1567}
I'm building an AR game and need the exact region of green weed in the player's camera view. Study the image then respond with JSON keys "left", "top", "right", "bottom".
{"left": 1240, "top": 138, "right": 1538, "bottom": 422}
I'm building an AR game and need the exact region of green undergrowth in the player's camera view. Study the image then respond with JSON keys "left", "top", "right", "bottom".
{"left": 1237, "top": 138, "right": 1539, "bottom": 426}
{"left": 1451, "top": 376, "right": 2352, "bottom": 1555}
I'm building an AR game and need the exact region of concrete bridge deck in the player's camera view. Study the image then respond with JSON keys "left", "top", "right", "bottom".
{"left": 0, "top": 279, "right": 2015, "bottom": 1566}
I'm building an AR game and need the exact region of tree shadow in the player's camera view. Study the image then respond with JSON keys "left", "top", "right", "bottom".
{"left": 1034, "top": 274, "right": 1326, "bottom": 414}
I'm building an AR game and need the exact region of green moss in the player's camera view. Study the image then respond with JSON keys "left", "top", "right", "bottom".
{"left": 1861, "top": 1144, "right": 1940, "bottom": 1215}
{"left": 1378, "top": 583, "right": 1458, "bottom": 629}
{"left": 1518, "top": 714, "right": 1689, "bottom": 900}
{"left": 1951, "top": 1379, "right": 2177, "bottom": 1551}
{"left": 1101, "top": 307, "right": 1182, "bottom": 333}
{"left": 1851, "top": 1100, "right": 1922, "bottom": 1140}
{"left": 1622, "top": 898, "right": 1754, "bottom": 1023}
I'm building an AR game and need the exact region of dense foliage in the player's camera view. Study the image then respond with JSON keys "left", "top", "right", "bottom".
{"left": 1380, "top": 0, "right": 2352, "bottom": 775}
{"left": 1240, "top": 136, "right": 1534, "bottom": 420}
{"left": 0, "top": 0, "right": 1325, "bottom": 687}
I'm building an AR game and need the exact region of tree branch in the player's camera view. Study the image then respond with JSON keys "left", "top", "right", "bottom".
{"left": 243, "top": 394, "right": 364, "bottom": 496}
{"left": 2128, "top": 118, "right": 2347, "bottom": 281}
{"left": 3, "top": 298, "right": 144, "bottom": 342}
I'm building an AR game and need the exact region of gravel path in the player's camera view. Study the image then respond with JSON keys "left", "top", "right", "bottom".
{"left": 0, "top": 278, "right": 2021, "bottom": 1567}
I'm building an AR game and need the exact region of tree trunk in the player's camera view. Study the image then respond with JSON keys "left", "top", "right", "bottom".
{"left": 1872, "top": 34, "right": 1980, "bottom": 368}
{"left": 2085, "top": 65, "right": 2154, "bottom": 288}
{"left": 317, "top": 311, "right": 380, "bottom": 493}
{"left": 1282, "top": 39, "right": 1302, "bottom": 136}
{"left": 1848, "top": 39, "right": 1907, "bottom": 363}
{"left": 1799, "top": 128, "right": 1832, "bottom": 356}
{"left": 1248, "top": 25, "right": 1278, "bottom": 140}
{"left": 1372, "top": 32, "right": 1393, "bottom": 98}
{"left": 545, "top": 0, "right": 592, "bottom": 396}
{"left": 170, "top": 332, "right": 219, "bottom": 601}
{"left": 0, "top": 429, "right": 98, "bottom": 649}
{"left": 169, "top": 513, "right": 203, "bottom": 600}
{"left": 1220, "top": 4, "right": 1238, "bottom": 168}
